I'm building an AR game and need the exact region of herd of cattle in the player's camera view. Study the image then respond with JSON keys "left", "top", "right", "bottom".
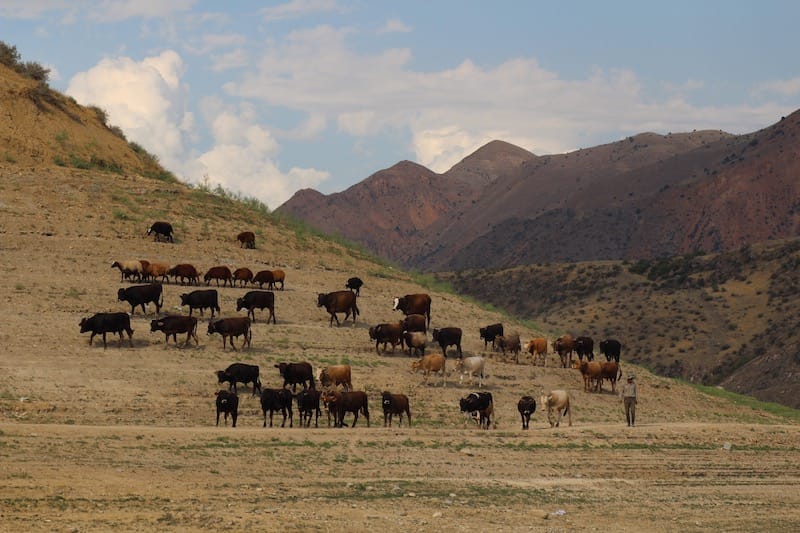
{"left": 78, "top": 222, "right": 625, "bottom": 431}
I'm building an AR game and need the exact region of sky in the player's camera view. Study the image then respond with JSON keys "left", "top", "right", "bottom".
{"left": 2, "top": 1, "right": 799, "bottom": 209}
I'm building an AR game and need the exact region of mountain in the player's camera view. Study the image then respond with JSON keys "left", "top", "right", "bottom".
{"left": 278, "top": 113, "right": 800, "bottom": 272}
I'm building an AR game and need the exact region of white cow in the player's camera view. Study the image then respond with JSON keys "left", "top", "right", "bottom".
{"left": 453, "top": 356, "right": 486, "bottom": 387}
{"left": 539, "top": 389, "right": 572, "bottom": 428}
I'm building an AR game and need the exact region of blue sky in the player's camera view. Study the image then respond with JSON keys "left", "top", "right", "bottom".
{"left": 2, "top": 1, "right": 799, "bottom": 209}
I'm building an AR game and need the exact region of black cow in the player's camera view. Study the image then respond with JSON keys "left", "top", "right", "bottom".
{"left": 400, "top": 313, "right": 427, "bottom": 333}
{"left": 317, "top": 290, "right": 359, "bottom": 327}
{"left": 296, "top": 388, "right": 322, "bottom": 428}
{"left": 393, "top": 293, "right": 432, "bottom": 330}
{"left": 117, "top": 284, "right": 163, "bottom": 315}
{"left": 180, "top": 289, "right": 220, "bottom": 318}
{"left": 479, "top": 323, "right": 504, "bottom": 349}
{"left": 237, "top": 231, "right": 255, "bottom": 249}
{"left": 381, "top": 391, "right": 411, "bottom": 427}
{"left": 216, "top": 362, "right": 261, "bottom": 396}
{"left": 147, "top": 221, "right": 174, "bottom": 242}
{"left": 575, "top": 336, "right": 595, "bottom": 362}
{"left": 345, "top": 277, "right": 363, "bottom": 296}
{"left": 260, "top": 388, "right": 294, "bottom": 428}
{"left": 236, "top": 291, "right": 276, "bottom": 323}
{"left": 275, "top": 362, "right": 315, "bottom": 391}
{"left": 79, "top": 312, "right": 134, "bottom": 349}
{"left": 208, "top": 317, "right": 251, "bottom": 350}
{"left": 215, "top": 390, "right": 238, "bottom": 427}
{"left": 432, "top": 327, "right": 463, "bottom": 358}
{"left": 150, "top": 315, "right": 198, "bottom": 347}
{"left": 368, "top": 322, "right": 404, "bottom": 354}
{"left": 459, "top": 392, "right": 493, "bottom": 430}
{"left": 599, "top": 339, "right": 622, "bottom": 363}
{"left": 517, "top": 396, "right": 537, "bottom": 430}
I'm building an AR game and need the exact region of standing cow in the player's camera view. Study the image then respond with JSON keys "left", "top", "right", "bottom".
{"left": 432, "top": 327, "right": 463, "bottom": 359}
{"left": 147, "top": 221, "right": 174, "bottom": 242}
{"left": 393, "top": 293, "right": 432, "bottom": 331}
{"left": 317, "top": 290, "right": 359, "bottom": 327}
{"left": 381, "top": 392, "right": 411, "bottom": 427}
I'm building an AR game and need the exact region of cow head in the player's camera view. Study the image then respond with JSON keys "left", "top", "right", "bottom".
{"left": 117, "top": 288, "right": 127, "bottom": 301}
{"left": 368, "top": 326, "right": 377, "bottom": 340}
{"left": 392, "top": 297, "right": 401, "bottom": 311}
{"left": 150, "top": 319, "right": 164, "bottom": 332}
{"left": 275, "top": 362, "right": 288, "bottom": 376}
{"left": 207, "top": 320, "right": 221, "bottom": 335}
{"left": 215, "top": 370, "right": 228, "bottom": 383}
{"left": 180, "top": 293, "right": 189, "bottom": 306}
{"left": 235, "top": 298, "right": 245, "bottom": 312}
{"left": 411, "top": 360, "right": 422, "bottom": 372}
{"left": 316, "top": 293, "right": 327, "bottom": 307}
{"left": 79, "top": 317, "right": 91, "bottom": 332}
{"left": 319, "top": 368, "right": 331, "bottom": 387}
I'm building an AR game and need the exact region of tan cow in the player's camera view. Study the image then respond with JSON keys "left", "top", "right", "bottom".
{"left": 539, "top": 390, "right": 572, "bottom": 428}
{"left": 411, "top": 353, "right": 446, "bottom": 387}
{"left": 525, "top": 337, "right": 548, "bottom": 367}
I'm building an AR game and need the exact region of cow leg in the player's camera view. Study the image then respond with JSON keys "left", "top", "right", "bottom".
{"left": 351, "top": 410, "right": 358, "bottom": 428}
{"left": 101, "top": 332, "right": 108, "bottom": 350}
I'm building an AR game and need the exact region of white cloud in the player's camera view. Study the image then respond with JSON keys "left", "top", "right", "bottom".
{"left": 89, "top": 0, "right": 195, "bottom": 22}
{"left": 756, "top": 78, "right": 800, "bottom": 97}
{"left": 379, "top": 18, "right": 412, "bottom": 34}
{"left": 210, "top": 49, "right": 249, "bottom": 72}
{"left": 260, "top": 0, "right": 341, "bottom": 22}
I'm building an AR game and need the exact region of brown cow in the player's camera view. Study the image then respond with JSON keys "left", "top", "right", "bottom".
{"left": 382, "top": 392, "right": 411, "bottom": 427}
{"left": 411, "top": 353, "right": 446, "bottom": 386}
{"left": 496, "top": 333, "right": 521, "bottom": 363}
{"left": 369, "top": 322, "right": 404, "bottom": 354}
{"left": 253, "top": 269, "right": 286, "bottom": 290}
{"left": 232, "top": 267, "right": 254, "bottom": 287}
{"left": 322, "top": 390, "right": 370, "bottom": 428}
{"left": 207, "top": 317, "right": 251, "bottom": 350}
{"left": 554, "top": 334, "right": 575, "bottom": 368}
{"left": 573, "top": 359, "right": 602, "bottom": 392}
{"left": 317, "top": 290, "right": 359, "bottom": 327}
{"left": 237, "top": 231, "right": 255, "bottom": 249}
{"left": 319, "top": 365, "right": 352, "bottom": 391}
{"left": 598, "top": 361, "right": 622, "bottom": 393}
{"left": 403, "top": 331, "right": 427, "bottom": 356}
{"left": 204, "top": 266, "right": 233, "bottom": 287}
{"left": 525, "top": 337, "right": 548, "bottom": 367}
{"left": 142, "top": 261, "right": 170, "bottom": 283}
{"left": 393, "top": 293, "right": 432, "bottom": 330}
{"left": 167, "top": 263, "right": 200, "bottom": 285}
{"left": 401, "top": 313, "right": 427, "bottom": 333}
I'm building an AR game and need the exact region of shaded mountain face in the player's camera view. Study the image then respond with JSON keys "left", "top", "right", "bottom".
{"left": 278, "top": 112, "right": 800, "bottom": 271}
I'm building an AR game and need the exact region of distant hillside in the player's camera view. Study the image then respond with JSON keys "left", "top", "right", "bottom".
{"left": 278, "top": 112, "right": 800, "bottom": 272}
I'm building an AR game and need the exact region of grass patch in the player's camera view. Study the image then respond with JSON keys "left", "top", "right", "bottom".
{"left": 681, "top": 381, "right": 800, "bottom": 422}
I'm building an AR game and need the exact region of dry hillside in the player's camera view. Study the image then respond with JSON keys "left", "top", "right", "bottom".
{"left": 1, "top": 59, "right": 800, "bottom": 532}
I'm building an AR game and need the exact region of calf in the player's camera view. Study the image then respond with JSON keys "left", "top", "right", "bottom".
{"left": 215, "top": 390, "right": 238, "bottom": 427}
{"left": 368, "top": 322, "right": 404, "bottom": 354}
{"left": 117, "top": 284, "right": 163, "bottom": 315}
{"left": 150, "top": 315, "right": 198, "bottom": 347}
{"left": 260, "top": 388, "right": 294, "bottom": 428}
{"left": 322, "top": 390, "right": 370, "bottom": 428}
{"left": 147, "top": 221, "right": 174, "bottom": 242}
{"left": 459, "top": 392, "right": 493, "bottom": 429}
{"left": 275, "top": 362, "right": 315, "bottom": 391}
{"left": 204, "top": 266, "right": 233, "bottom": 287}
{"left": 403, "top": 331, "right": 427, "bottom": 357}
{"left": 517, "top": 396, "right": 537, "bottom": 430}
{"left": 432, "top": 327, "right": 462, "bottom": 359}
{"left": 540, "top": 390, "right": 572, "bottom": 428}
{"left": 453, "top": 356, "right": 486, "bottom": 387}
{"left": 319, "top": 365, "right": 352, "bottom": 391}
{"left": 296, "top": 388, "right": 322, "bottom": 428}
{"left": 180, "top": 289, "right": 220, "bottom": 318}
{"left": 232, "top": 267, "right": 254, "bottom": 287}
{"left": 237, "top": 231, "right": 255, "bottom": 249}
{"left": 216, "top": 362, "right": 261, "bottom": 397}
{"left": 495, "top": 333, "right": 521, "bottom": 363}
{"left": 208, "top": 317, "right": 252, "bottom": 350}
{"left": 79, "top": 312, "right": 134, "bottom": 349}
{"left": 236, "top": 291, "right": 276, "bottom": 323}
{"left": 479, "top": 323, "right": 503, "bottom": 349}
{"left": 411, "top": 354, "right": 446, "bottom": 387}
{"left": 599, "top": 339, "right": 622, "bottom": 363}
{"left": 381, "top": 392, "right": 411, "bottom": 427}
{"left": 345, "top": 276, "right": 363, "bottom": 296}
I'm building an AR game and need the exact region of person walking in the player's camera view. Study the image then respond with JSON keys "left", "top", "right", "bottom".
{"left": 621, "top": 374, "right": 638, "bottom": 426}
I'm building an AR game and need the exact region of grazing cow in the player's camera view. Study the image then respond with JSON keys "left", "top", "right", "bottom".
{"left": 517, "top": 396, "right": 537, "bottom": 430}
{"left": 180, "top": 289, "right": 220, "bottom": 318}
{"left": 381, "top": 392, "right": 411, "bottom": 427}
{"left": 411, "top": 353, "right": 446, "bottom": 387}
{"left": 479, "top": 323, "right": 504, "bottom": 349}
{"left": 317, "top": 290, "right": 359, "bottom": 327}
{"left": 496, "top": 333, "right": 522, "bottom": 363}
{"left": 269, "top": 269, "right": 285, "bottom": 290}
{"left": 167, "top": 263, "right": 200, "bottom": 285}
{"left": 453, "top": 356, "right": 486, "bottom": 387}
{"left": 403, "top": 331, "right": 427, "bottom": 356}
{"left": 275, "top": 362, "right": 315, "bottom": 392}
{"left": 573, "top": 359, "right": 603, "bottom": 392}
{"left": 79, "top": 312, "right": 134, "bottom": 349}
{"left": 203, "top": 266, "right": 233, "bottom": 287}
{"left": 208, "top": 317, "right": 251, "bottom": 350}
{"left": 149, "top": 315, "right": 198, "bottom": 347}
{"left": 260, "top": 388, "right": 294, "bottom": 428}
{"left": 318, "top": 365, "right": 352, "bottom": 391}
{"left": 236, "top": 291, "right": 276, "bottom": 323}
{"left": 459, "top": 392, "right": 493, "bottom": 429}
{"left": 393, "top": 293, "right": 432, "bottom": 330}
{"left": 322, "top": 390, "right": 370, "bottom": 428}
{"left": 368, "top": 322, "right": 404, "bottom": 354}
{"left": 525, "top": 337, "right": 549, "bottom": 367}
{"left": 540, "top": 390, "right": 572, "bottom": 427}
{"left": 574, "top": 336, "right": 595, "bottom": 362}
{"left": 253, "top": 269, "right": 285, "bottom": 290}
{"left": 215, "top": 390, "right": 238, "bottom": 427}
{"left": 401, "top": 314, "right": 427, "bottom": 333}
{"left": 142, "top": 261, "right": 169, "bottom": 283}
{"left": 598, "top": 361, "right": 622, "bottom": 393}
{"left": 216, "top": 362, "right": 261, "bottom": 396}
{"left": 599, "top": 339, "right": 622, "bottom": 363}
{"left": 553, "top": 334, "right": 575, "bottom": 368}
{"left": 237, "top": 231, "right": 255, "bottom": 249}
{"left": 111, "top": 260, "right": 143, "bottom": 282}
{"left": 345, "top": 277, "right": 363, "bottom": 296}
{"left": 432, "top": 327, "right": 463, "bottom": 359}
{"left": 117, "top": 284, "right": 163, "bottom": 315}
{"left": 147, "top": 221, "right": 174, "bottom": 242}
{"left": 296, "top": 388, "right": 322, "bottom": 428}
{"left": 232, "top": 267, "right": 254, "bottom": 287}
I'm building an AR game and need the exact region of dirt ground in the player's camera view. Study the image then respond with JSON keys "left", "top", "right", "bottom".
{"left": 1, "top": 167, "right": 800, "bottom": 532}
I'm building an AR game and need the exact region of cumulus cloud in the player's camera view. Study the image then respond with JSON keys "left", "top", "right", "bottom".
{"left": 756, "top": 78, "right": 800, "bottom": 97}
{"left": 379, "top": 18, "right": 412, "bottom": 34}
